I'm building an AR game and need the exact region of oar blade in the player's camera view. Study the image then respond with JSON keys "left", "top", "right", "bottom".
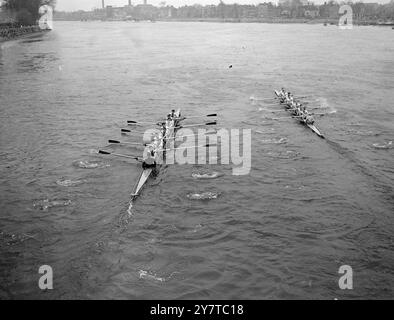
{"left": 108, "top": 140, "right": 121, "bottom": 144}
{"left": 99, "top": 150, "right": 111, "bottom": 155}
{"left": 206, "top": 121, "right": 217, "bottom": 126}
{"left": 121, "top": 129, "right": 131, "bottom": 133}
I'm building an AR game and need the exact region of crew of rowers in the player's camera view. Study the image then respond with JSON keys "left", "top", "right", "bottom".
{"left": 142, "top": 110, "right": 182, "bottom": 169}
{"left": 279, "top": 88, "right": 315, "bottom": 125}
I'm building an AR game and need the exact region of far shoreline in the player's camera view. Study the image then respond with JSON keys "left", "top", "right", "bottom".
{"left": 53, "top": 18, "right": 394, "bottom": 27}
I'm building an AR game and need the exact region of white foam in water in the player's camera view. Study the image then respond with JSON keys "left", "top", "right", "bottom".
{"left": 56, "top": 178, "right": 86, "bottom": 187}
{"left": 373, "top": 141, "right": 392, "bottom": 149}
{"left": 192, "top": 172, "right": 222, "bottom": 179}
{"left": 33, "top": 199, "right": 72, "bottom": 211}
{"left": 139, "top": 270, "right": 165, "bottom": 282}
{"left": 74, "top": 160, "right": 110, "bottom": 169}
{"left": 187, "top": 192, "right": 220, "bottom": 200}
{"left": 261, "top": 137, "right": 287, "bottom": 144}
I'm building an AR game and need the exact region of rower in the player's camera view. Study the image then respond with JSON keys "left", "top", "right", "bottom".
{"left": 159, "top": 123, "right": 166, "bottom": 137}
{"left": 170, "top": 109, "right": 177, "bottom": 119}
{"left": 165, "top": 114, "right": 174, "bottom": 128}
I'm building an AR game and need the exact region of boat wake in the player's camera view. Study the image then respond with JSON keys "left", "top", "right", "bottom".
{"left": 187, "top": 192, "right": 220, "bottom": 200}
{"left": 326, "top": 140, "right": 394, "bottom": 195}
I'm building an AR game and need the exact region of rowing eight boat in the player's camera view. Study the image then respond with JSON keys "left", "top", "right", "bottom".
{"left": 274, "top": 90, "right": 325, "bottom": 139}
{"left": 130, "top": 110, "right": 182, "bottom": 198}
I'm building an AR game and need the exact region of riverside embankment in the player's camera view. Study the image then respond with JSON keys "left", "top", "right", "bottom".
{"left": 0, "top": 25, "right": 44, "bottom": 42}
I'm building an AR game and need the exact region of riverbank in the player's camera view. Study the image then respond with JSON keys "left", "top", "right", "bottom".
{"left": 157, "top": 18, "right": 394, "bottom": 26}
{"left": 54, "top": 17, "right": 394, "bottom": 27}
{"left": 0, "top": 26, "right": 44, "bottom": 42}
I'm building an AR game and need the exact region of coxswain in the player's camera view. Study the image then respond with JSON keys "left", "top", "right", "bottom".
{"left": 142, "top": 148, "right": 156, "bottom": 170}
{"left": 305, "top": 114, "right": 315, "bottom": 125}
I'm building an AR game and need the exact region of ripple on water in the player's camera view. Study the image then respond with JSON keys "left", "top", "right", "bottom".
{"left": 0, "top": 231, "right": 36, "bottom": 246}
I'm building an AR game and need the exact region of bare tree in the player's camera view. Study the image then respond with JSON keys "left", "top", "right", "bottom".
{"left": 2, "top": 0, "right": 56, "bottom": 25}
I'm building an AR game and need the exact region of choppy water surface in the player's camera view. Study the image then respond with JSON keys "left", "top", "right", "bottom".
{"left": 0, "top": 22, "right": 393, "bottom": 299}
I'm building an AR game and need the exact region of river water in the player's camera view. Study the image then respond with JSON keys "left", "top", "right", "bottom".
{"left": 0, "top": 21, "right": 393, "bottom": 299}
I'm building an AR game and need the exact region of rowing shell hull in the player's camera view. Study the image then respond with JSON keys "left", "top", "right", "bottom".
{"left": 131, "top": 168, "right": 153, "bottom": 197}
{"left": 274, "top": 90, "right": 324, "bottom": 139}
{"left": 130, "top": 109, "right": 181, "bottom": 198}
{"left": 307, "top": 124, "right": 325, "bottom": 139}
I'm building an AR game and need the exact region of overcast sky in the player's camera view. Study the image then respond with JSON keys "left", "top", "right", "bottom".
{"left": 56, "top": 0, "right": 391, "bottom": 11}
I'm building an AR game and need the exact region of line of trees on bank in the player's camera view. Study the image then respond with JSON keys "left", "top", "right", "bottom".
{"left": 1, "top": 0, "right": 56, "bottom": 26}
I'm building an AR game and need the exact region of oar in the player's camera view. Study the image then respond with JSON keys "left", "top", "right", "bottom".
{"left": 254, "top": 97, "right": 279, "bottom": 102}
{"left": 121, "top": 128, "right": 132, "bottom": 133}
{"left": 98, "top": 150, "right": 141, "bottom": 161}
{"left": 270, "top": 116, "right": 304, "bottom": 120}
{"left": 160, "top": 143, "right": 215, "bottom": 152}
{"left": 261, "top": 109, "right": 292, "bottom": 113}
{"left": 183, "top": 113, "right": 217, "bottom": 119}
{"left": 167, "top": 130, "right": 217, "bottom": 140}
{"left": 311, "top": 113, "right": 326, "bottom": 116}
{"left": 260, "top": 103, "right": 281, "bottom": 107}
{"left": 108, "top": 140, "right": 147, "bottom": 146}
{"left": 177, "top": 121, "right": 217, "bottom": 129}
{"left": 127, "top": 120, "right": 163, "bottom": 126}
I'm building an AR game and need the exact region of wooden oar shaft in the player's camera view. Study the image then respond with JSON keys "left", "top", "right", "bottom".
{"left": 271, "top": 115, "right": 303, "bottom": 120}
{"left": 160, "top": 144, "right": 213, "bottom": 152}
{"left": 177, "top": 121, "right": 216, "bottom": 129}
{"left": 99, "top": 150, "right": 141, "bottom": 160}
{"left": 184, "top": 114, "right": 217, "bottom": 119}
{"left": 109, "top": 140, "right": 143, "bottom": 146}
